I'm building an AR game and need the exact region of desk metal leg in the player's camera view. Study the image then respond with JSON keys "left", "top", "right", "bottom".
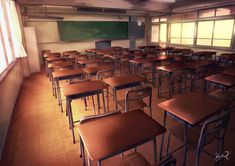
{"left": 152, "top": 63, "right": 156, "bottom": 88}
{"left": 183, "top": 123, "right": 188, "bottom": 166}
{"left": 56, "top": 79, "right": 63, "bottom": 112}
{"left": 67, "top": 98, "right": 76, "bottom": 143}
{"left": 160, "top": 111, "right": 167, "bottom": 160}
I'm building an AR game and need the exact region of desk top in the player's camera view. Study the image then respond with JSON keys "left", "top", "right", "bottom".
{"left": 158, "top": 93, "right": 228, "bottom": 125}
{"left": 223, "top": 67, "right": 235, "bottom": 76}
{"left": 63, "top": 80, "right": 106, "bottom": 97}
{"left": 77, "top": 59, "right": 103, "bottom": 65}
{"left": 52, "top": 69, "right": 84, "bottom": 79}
{"left": 78, "top": 110, "right": 166, "bottom": 160}
{"left": 47, "top": 56, "right": 66, "bottom": 62}
{"left": 103, "top": 75, "right": 144, "bottom": 88}
{"left": 129, "top": 55, "right": 173, "bottom": 64}
{"left": 156, "top": 63, "right": 187, "bottom": 73}
{"left": 48, "top": 62, "right": 74, "bottom": 68}
{"left": 83, "top": 66, "right": 113, "bottom": 75}
{"left": 205, "top": 73, "right": 235, "bottom": 87}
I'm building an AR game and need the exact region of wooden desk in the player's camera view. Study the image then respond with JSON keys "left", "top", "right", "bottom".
{"left": 129, "top": 55, "right": 174, "bottom": 87}
{"left": 158, "top": 92, "right": 228, "bottom": 166}
{"left": 156, "top": 63, "right": 188, "bottom": 98}
{"left": 78, "top": 110, "right": 166, "bottom": 165}
{"left": 52, "top": 69, "right": 84, "bottom": 112}
{"left": 103, "top": 75, "right": 144, "bottom": 110}
{"left": 48, "top": 62, "right": 74, "bottom": 95}
{"left": 205, "top": 73, "right": 235, "bottom": 99}
{"left": 63, "top": 80, "right": 107, "bottom": 143}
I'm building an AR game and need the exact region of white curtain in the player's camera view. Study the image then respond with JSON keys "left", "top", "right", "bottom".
{"left": 7, "top": 0, "right": 27, "bottom": 57}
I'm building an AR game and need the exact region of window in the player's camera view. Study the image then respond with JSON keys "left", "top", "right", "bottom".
{"left": 171, "top": 12, "right": 197, "bottom": 21}
{"left": 160, "top": 24, "right": 167, "bottom": 43}
{"left": 0, "top": 0, "right": 26, "bottom": 76}
{"left": 216, "top": 7, "right": 235, "bottom": 16}
{"left": 197, "top": 19, "right": 234, "bottom": 47}
{"left": 151, "top": 25, "right": 159, "bottom": 42}
{"left": 199, "top": 9, "right": 215, "bottom": 18}
{"left": 170, "top": 22, "right": 195, "bottom": 45}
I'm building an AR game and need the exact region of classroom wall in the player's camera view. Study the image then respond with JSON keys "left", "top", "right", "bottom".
{"left": 25, "top": 14, "right": 145, "bottom": 63}
{"left": 0, "top": 60, "right": 24, "bottom": 157}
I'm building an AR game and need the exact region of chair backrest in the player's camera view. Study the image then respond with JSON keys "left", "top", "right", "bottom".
{"left": 196, "top": 109, "right": 231, "bottom": 165}
{"left": 125, "top": 86, "right": 152, "bottom": 112}
{"left": 96, "top": 69, "right": 114, "bottom": 80}
{"left": 79, "top": 110, "right": 121, "bottom": 124}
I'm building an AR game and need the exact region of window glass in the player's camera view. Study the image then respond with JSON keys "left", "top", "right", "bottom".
{"left": 199, "top": 9, "right": 215, "bottom": 18}
{"left": 171, "top": 38, "right": 181, "bottom": 44}
{"left": 151, "top": 17, "right": 159, "bottom": 23}
{"left": 160, "top": 17, "right": 167, "bottom": 22}
{"left": 171, "top": 23, "right": 181, "bottom": 38}
{"left": 182, "top": 39, "right": 194, "bottom": 45}
{"left": 160, "top": 24, "right": 167, "bottom": 42}
{"left": 182, "top": 22, "right": 195, "bottom": 38}
{"left": 213, "top": 39, "right": 231, "bottom": 47}
{"left": 151, "top": 25, "right": 159, "bottom": 42}
{"left": 197, "top": 21, "right": 214, "bottom": 38}
{"left": 197, "top": 39, "right": 212, "bottom": 46}
{"left": 216, "top": 7, "right": 235, "bottom": 16}
{"left": 213, "top": 20, "right": 234, "bottom": 39}
{"left": 171, "top": 12, "right": 197, "bottom": 21}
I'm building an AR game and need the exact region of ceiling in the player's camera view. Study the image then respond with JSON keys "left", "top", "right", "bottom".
{"left": 17, "top": 0, "right": 235, "bottom": 15}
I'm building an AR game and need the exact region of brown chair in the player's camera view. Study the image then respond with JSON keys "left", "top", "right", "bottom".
{"left": 96, "top": 69, "right": 114, "bottom": 80}
{"left": 117, "top": 86, "right": 152, "bottom": 117}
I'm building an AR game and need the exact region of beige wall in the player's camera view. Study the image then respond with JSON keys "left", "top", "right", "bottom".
{"left": 0, "top": 60, "right": 24, "bottom": 157}
{"left": 25, "top": 14, "right": 145, "bottom": 63}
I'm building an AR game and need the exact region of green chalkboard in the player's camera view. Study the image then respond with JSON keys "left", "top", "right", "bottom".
{"left": 58, "top": 21, "right": 128, "bottom": 41}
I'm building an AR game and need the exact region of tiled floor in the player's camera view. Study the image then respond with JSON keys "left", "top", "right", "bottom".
{"left": 0, "top": 71, "right": 235, "bottom": 166}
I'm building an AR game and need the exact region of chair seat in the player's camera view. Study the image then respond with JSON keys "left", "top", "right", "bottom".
{"left": 118, "top": 99, "right": 147, "bottom": 111}
{"left": 103, "top": 152, "right": 150, "bottom": 166}
{"left": 209, "top": 88, "right": 235, "bottom": 101}
{"left": 170, "top": 124, "right": 215, "bottom": 149}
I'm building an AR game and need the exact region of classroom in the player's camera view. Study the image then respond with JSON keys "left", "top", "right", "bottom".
{"left": 0, "top": 0, "right": 235, "bottom": 165}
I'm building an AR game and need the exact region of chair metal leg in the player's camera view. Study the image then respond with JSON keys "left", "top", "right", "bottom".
{"left": 166, "top": 133, "right": 171, "bottom": 155}
{"left": 183, "top": 123, "right": 188, "bottom": 166}
{"left": 153, "top": 138, "right": 157, "bottom": 165}
{"left": 102, "top": 91, "right": 106, "bottom": 113}
{"left": 97, "top": 94, "right": 100, "bottom": 114}
{"left": 92, "top": 96, "right": 95, "bottom": 114}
